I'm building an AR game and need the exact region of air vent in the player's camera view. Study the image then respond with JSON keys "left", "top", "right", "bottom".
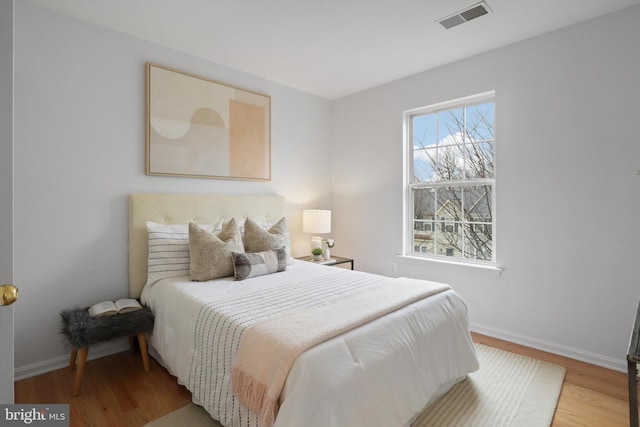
{"left": 437, "top": 1, "right": 492, "bottom": 29}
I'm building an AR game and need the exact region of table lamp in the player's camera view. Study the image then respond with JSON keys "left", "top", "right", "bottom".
{"left": 302, "top": 209, "right": 331, "bottom": 253}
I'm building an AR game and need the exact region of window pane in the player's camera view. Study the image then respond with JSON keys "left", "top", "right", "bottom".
{"left": 413, "top": 221, "right": 434, "bottom": 255}
{"left": 413, "top": 148, "right": 437, "bottom": 182}
{"left": 438, "top": 108, "right": 464, "bottom": 146}
{"left": 462, "top": 142, "right": 494, "bottom": 179}
{"left": 412, "top": 114, "right": 437, "bottom": 148}
{"left": 436, "top": 187, "right": 462, "bottom": 221}
{"left": 413, "top": 188, "right": 435, "bottom": 219}
{"left": 466, "top": 102, "right": 494, "bottom": 142}
{"left": 464, "top": 224, "right": 492, "bottom": 261}
{"left": 413, "top": 188, "right": 435, "bottom": 255}
{"left": 463, "top": 185, "right": 492, "bottom": 222}
{"left": 437, "top": 146, "right": 463, "bottom": 180}
{"left": 435, "top": 222, "right": 462, "bottom": 259}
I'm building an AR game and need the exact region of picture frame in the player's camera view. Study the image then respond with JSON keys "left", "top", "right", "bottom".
{"left": 146, "top": 62, "right": 271, "bottom": 181}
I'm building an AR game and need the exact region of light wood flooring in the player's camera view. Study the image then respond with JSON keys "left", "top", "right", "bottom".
{"left": 14, "top": 332, "right": 633, "bottom": 427}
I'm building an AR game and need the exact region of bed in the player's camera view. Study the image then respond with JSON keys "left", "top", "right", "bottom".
{"left": 129, "top": 193, "right": 479, "bottom": 427}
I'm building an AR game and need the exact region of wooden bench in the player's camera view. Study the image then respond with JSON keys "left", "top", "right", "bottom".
{"left": 628, "top": 301, "right": 640, "bottom": 427}
{"left": 60, "top": 306, "right": 155, "bottom": 396}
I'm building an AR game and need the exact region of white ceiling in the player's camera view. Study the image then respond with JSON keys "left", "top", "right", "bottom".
{"left": 23, "top": 0, "right": 640, "bottom": 99}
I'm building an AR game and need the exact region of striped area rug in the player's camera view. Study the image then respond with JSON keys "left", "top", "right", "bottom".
{"left": 412, "top": 344, "right": 565, "bottom": 426}
{"left": 145, "top": 344, "right": 566, "bottom": 427}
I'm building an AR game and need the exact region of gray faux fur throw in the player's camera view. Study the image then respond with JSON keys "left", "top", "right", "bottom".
{"left": 60, "top": 306, "right": 154, "bottom": 348}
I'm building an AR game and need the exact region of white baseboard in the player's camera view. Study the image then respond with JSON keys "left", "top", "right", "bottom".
{"left": 14, "top": 341, "right": 129, "bottom": 381}
{"left": 470, "top": 322, "right": 627, "bottom": 373}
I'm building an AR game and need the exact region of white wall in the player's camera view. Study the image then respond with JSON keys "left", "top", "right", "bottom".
{"left": 331, "top": 5, "right": 640, "bottom": 370}
{"left": 13, "top": 2, "right": 332, "bottom": 376}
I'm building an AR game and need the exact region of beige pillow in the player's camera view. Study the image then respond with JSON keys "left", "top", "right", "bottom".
{"left": 189, "top": 219, "right": 244, "bottom": 281}
{"left": 244, "top": 217, "right": 291, "bottom": 262}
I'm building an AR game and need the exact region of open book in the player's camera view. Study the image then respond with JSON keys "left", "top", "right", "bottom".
{"left": 88, "top": 298, "right": 142, "bottom": 317}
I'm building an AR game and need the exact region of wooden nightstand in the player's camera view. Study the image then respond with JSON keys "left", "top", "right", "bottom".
{"left": 295, "top": 255, "right": 354, "bottom": 270}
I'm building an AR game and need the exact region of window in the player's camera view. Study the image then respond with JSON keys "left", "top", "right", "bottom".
{"left": 404, "top": 92, "right": 495, "bottom": 265}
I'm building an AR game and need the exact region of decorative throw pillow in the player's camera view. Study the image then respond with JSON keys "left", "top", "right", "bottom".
{"left": 243, "top": 217, "right": 292, "bottom": 263}
{"left": 145, "top": 221, "right": 221, "bottom": 286}
{"left": 189, "top": 219, "right": 244, "bottom": 281}
{"left": 236, "top": 218, "right": 274, "bottom": 236}
{"left": 232, "top": 248, "right": 287, "bottom": 281}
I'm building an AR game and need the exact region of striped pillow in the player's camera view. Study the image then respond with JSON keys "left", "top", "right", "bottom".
{"left": 145, "top": 221, "right": 221, "bottom": 287}
{"left": 232, "top": 248, "right": 287, "bottom": 281}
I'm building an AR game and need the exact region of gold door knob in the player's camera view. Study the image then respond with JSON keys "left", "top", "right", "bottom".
{"left": 0, "top": 284, "right": 18, "bottom": 306}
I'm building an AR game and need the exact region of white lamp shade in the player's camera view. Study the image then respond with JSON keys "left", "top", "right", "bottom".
{"left": 303, "top": 209, "right": 331, "bottom": 234}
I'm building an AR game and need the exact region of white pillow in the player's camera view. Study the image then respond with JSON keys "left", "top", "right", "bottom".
{"left": 145, "top": 220, "right": 222, "bottom": 287}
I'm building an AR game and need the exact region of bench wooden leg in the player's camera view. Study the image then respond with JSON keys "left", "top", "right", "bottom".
{"left": 137, "top": 332, "right": 150, "bottom": 373}
{"left": 629, "top": 360, "right": 639, "bottom": 427}
{"left": 73, "top": 347, "right": 89, "bottom": 397}
{"left": 69, "top": 347, "right": 78, "bottom": 370}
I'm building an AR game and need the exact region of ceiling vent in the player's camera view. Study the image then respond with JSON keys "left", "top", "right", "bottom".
{"left": 437, "top": 1, "right": 492, "bottom": 30}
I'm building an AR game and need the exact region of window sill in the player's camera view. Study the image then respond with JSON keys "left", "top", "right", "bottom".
{"left": 397, "top": 254, "right": 504, "bottom": 277}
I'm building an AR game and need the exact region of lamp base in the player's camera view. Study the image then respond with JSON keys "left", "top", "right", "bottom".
{"left": 310, "top": 236, "right": 323, "bottom": 252}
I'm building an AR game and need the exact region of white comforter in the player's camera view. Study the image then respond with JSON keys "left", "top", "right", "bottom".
{"left": 141, "top": 261, "right": 479, "bottom": 427}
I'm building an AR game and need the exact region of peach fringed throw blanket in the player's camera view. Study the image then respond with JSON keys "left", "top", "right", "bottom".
{"left": 231, "top": 278, "right": 450, "bottom": 427}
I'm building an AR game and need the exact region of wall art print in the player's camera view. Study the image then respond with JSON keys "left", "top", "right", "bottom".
{"left": 146, "top": 63, "right": 271, "bottom": 181}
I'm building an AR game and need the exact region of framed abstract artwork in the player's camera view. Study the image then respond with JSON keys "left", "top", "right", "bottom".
{"left": 146, "top": 63, "right": 271, "bottom": 181}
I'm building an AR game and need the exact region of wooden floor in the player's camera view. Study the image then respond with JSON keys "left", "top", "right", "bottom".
{"left": 14, "top": 333, "right": 632, "bottom": 427}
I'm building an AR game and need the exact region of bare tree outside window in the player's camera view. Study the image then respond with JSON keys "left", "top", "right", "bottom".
{"left": 407, "top": 95, "right": 495, "bottom": 263}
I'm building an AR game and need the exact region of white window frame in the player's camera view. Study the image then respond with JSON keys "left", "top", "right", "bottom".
{"left": 402, "top": 91, "right": 497, "bottom": 267}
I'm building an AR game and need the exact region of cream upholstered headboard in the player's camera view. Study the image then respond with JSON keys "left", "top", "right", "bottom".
{"left": 129, "top": 193, "right": 285, "bottom": 298}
